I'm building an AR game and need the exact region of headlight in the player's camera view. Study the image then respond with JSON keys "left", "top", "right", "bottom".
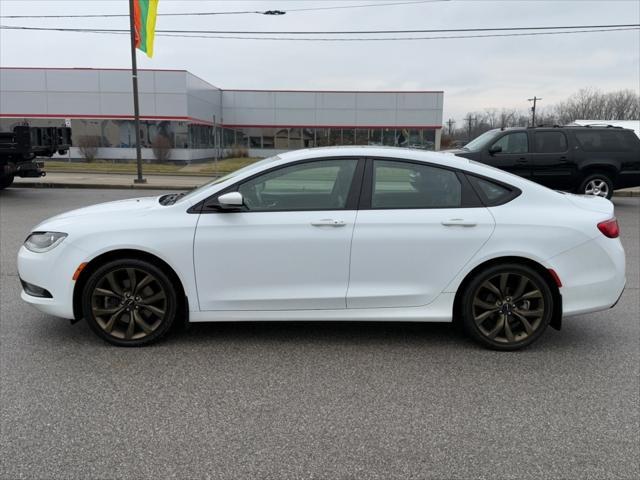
{"left": 24, "top": 232, "right": 67, "bottom": 253}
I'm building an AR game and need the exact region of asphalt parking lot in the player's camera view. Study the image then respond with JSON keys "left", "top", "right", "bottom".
{"left": 1, "top": 188, "right": 638, "bottom": 480}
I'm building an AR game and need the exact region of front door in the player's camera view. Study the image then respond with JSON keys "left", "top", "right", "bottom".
{"left": 193, "top": 158, "right": 362, "bottom": 311}
{"left": 347, "top": 159, "right": 495, "bottom": 309}
{"left": 482, "top": 131, "right": 532, "bottom": 179}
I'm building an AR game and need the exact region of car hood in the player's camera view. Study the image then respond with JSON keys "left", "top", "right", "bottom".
{"left": 34, "top": 196, "right": 162, "bottom": 230}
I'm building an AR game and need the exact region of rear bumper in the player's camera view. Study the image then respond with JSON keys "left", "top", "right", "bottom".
{"left": 547, "top": 235, "right": 626, "bottom": 317}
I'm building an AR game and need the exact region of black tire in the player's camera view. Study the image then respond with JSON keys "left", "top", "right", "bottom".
{"left": 461, "top": 263, "right": 553, "bottom": 351}
{"left": 82, "top": 258, "right": 178, "bottom": 347}
{"left": 578, "top": 173, "right": 614, "bottom": 200}
{"left": 0, "top": 174, "right": 14, "bottom": 190}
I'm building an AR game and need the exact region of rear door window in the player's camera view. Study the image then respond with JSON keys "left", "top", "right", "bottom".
{"left": 467, "top": 175, "right": 520, "bottom": 206}
{"left": 534, "top": 131, "right": 568, "bottom": 153}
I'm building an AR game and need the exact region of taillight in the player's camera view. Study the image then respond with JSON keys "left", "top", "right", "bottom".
{"left": 597, "top": 218, "right": 619, "bottom": 238}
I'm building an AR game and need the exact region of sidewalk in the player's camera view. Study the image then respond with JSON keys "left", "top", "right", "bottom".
{"left": 13, "top": 172, "right": 214, "bottom": 190}
{"left": 11, "top": 171, "right": 640, "bottom": 196}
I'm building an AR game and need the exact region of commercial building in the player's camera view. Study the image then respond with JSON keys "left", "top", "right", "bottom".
{"left": 0, "top": 67, "right": 444, "bottom": 161}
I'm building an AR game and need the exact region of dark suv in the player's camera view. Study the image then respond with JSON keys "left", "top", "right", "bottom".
{"left": 450, "top": 125, "right": 640, "bottom": 199}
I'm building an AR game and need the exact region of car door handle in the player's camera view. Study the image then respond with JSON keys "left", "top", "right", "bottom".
{"left": 516, "top": 158, "right": 528, "bottom": 163}
{"left": 311, "top": 219, "right": 346, "bottom": 227}
{"left": 441, "top": 218, "right": 477, "bottom": 227}
{"left": 559, "top": 156, "right": 569, "bottom": 162}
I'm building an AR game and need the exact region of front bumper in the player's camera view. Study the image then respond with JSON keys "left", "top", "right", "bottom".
{"left": 17, "top": 243, "right": 88, "bottom": 319}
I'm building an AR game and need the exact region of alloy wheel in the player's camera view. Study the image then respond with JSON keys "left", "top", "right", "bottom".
{"left": 91, "top": 267, "right": 167, "bottom": 340}
{"left": 584, "top": 179, "right": 609, "bottom": 198}
{"left": 471, "top": 272, "right": 546, "bottom": 344}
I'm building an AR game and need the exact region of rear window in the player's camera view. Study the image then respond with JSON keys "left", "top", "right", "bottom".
{"left": 574, "top": 130, "right": 638, "bottom": 152}
{"left": 467, "top": 175, "right": 518, "bottom": 206}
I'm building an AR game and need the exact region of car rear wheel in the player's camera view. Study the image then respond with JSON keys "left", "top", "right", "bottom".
{"left": 0, "top": 174, "right": 14, "bottom": 190}
{"left": 579, "top": 173, "right": 614, "bottom": 199}
{"left": 82, "top": 259, "right": 177, "bottom": 346}
{"left": 461, "top": 264, "right": 553, "bottom": 350}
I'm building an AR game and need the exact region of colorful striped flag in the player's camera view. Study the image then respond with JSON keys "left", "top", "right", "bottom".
{"left": 133, "top": 0, "right": 159, "bottom": 58}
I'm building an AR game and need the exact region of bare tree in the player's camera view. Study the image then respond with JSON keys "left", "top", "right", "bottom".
{"left": 151, "top": 135, "right": 172, "bottom": 163}
{"left": 78, "top": 135, "right": 100, "bottom": 162}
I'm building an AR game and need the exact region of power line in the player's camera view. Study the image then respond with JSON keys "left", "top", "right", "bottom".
{"left": 1, "top": 24, "right": 636, "bottom": 42}
{"left": 0, "top": 1, "right": 447, "bottom": 19}
{"left": 1, "top": 23, "right": 637, "bottom": 35}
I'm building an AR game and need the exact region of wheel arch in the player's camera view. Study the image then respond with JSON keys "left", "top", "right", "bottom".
{"left": 72, "top": 248, "right": 189, "bottom": 323}
{"left": 578, "top": 164, "right": 619, "bottom": 181}
{"left": 452, "top": 255, "right": 562, "bottom": 330}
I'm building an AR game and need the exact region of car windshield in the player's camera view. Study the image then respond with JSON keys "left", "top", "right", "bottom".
{"left": 463, "top": 129, "right": 501, "bottom": 152}
{"left": 177, "top": 155, "right": 282, "bottom": 203}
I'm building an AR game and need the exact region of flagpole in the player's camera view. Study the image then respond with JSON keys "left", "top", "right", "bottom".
{"left": 129, "top": 0, "right": 146, "bottom": 184}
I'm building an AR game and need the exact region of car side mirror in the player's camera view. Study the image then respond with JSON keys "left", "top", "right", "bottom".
{"left": 488, "top": 145, "right": 502, "bottom": 155}
{"left": 216, "top": 191, "right": 244, "bottom": 209}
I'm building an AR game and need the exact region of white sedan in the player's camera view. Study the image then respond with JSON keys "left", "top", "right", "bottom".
{"left": 18, "top": 147, "right": 626, "bottom": 350}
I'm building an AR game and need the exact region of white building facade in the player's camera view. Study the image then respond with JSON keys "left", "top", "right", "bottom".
{"left": 0, "top": 67, "right": 444, "bottom": 161}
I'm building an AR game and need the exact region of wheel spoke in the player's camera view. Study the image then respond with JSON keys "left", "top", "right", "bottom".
{"left": 512, "top": 276, "right": 529, "bottom": 300}
{"left": 94, "top": 287, "right": 120, "bottom": 299}
{"left": 133, "top": 310, "right": 153, "bottom": 334}
{"left": 133, "top": 274, "right": 154, "bottom": 295}
{"left": 474, "top": 308, "right": 499, "bottom": 324}
{"left": 93, "top": 306, "right": 122, "bottom": 316}
{"left": 126, "top": 268, "right": 137, "bottom": 292}
{"left": 486, "top": 314, "right": 505, "bottom": 339}
{"left": 514, "top": 308, "right": 543, "bottom": 318}
{"left": 125, "top": 314, "right": 135, "bottom": 339}
{"left": 515, "top": 289, "right": 542, "bottom": 302}
{"left": 140, "top": 304, "right": 165, "bottom": 318}
{"left": 140, "top": 290, "right": 165, "bottom": 304}
{"left": 512, "top": 311, "right": 533, "bottom": 335}
{"left": 499, "top": 273, "right": 508, "bottom": 296}
{"left": 105, "top": 272, "right": 123, "bottom": 296}
{"left": 473, "top": 298, "right": 497, "bottom": 310}
{"left": 481, "top": 280, "right": 502, "bottom": 298}
{"left": 503, "top": 317, "right": 515, "bottom": 342}
{"left": 104, "top": 308, "right": 124, "bottom": 333}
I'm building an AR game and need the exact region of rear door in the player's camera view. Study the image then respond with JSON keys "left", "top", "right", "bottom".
{"left": 347, "top": 158, "right": 495, "bottom": 309}
{"left": 481, "top": 131, "right": 532, "bottom": 179}
{"left": 530, "top": 129, "right": 574, "bottom": 190}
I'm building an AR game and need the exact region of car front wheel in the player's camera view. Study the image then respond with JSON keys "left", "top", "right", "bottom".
{"left": 82, "top": 259, "right": 177, "bottom": 346}
{"left": 461, "top": 264, "right": 553, "bottom": 350}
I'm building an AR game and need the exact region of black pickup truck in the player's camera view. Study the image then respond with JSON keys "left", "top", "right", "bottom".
{"left": 449, "top": 125, "right": 640, "bottom": 199}
{"left": 0, "top": 125, "right": 72, "bottom": 189}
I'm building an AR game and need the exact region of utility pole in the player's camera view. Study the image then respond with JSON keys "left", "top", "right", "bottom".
{"left": 528, "top": 96, "right": 542, "bottom": 128}
{"left": 464, "top": 114, "right": 476, "bottom": 140}
{"left": 446, "top": 118, "right": 456, "bottom": 136}
{"left": 128, "top": 0, "right": 146, "bottom": 184}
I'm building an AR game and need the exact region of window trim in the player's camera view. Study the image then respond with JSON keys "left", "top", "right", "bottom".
{"left": 360, "top": 157, "right": 483, "bottom": 210}
{"left": 189, "top": 157, "right": 366, "bottom": 214}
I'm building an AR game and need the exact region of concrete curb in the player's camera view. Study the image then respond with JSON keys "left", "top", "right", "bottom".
{"left": 11, "top": 181, "right": 640, "bottom": 196}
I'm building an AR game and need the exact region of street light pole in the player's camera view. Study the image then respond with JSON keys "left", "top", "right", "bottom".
{"left": 129, "top": 0, "right": 146, "bottom": 184}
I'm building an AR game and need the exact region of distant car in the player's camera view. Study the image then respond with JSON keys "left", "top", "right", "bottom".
{"left": 449, "top": 126, "right": 640, "bottom": 199}
{"left": 18, "top": 147, "right": 625, "bottom": 350}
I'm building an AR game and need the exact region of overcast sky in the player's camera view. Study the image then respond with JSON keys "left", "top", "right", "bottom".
{"left": 0, "top": 0, "right": 638, "bottom": 124}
